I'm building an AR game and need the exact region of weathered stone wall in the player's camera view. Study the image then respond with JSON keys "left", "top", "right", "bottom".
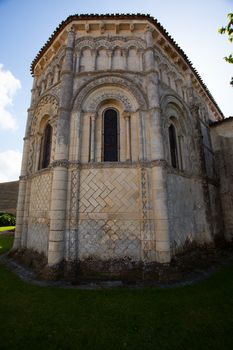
{"left": 167, "top": 174, "right": 211, "bottom": 254}
{"left": 208, "top": 183, "right": 223, "bottom": 238}
{"left": 0, "top": 181, "right": 19, "bottom": 214}
{"left": 211, "top": 119, "right": 233, "bottom": 241}
{"left": 27, "top": 172, "right": 53, "bottom": 255}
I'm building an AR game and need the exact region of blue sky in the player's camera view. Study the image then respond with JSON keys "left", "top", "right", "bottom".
{"left": 0, "top": 0, "right": 232, "bottom": 181}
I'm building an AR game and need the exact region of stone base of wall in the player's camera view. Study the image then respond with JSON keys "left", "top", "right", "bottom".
{"left": 9, "top": 240, "right": 233, "bottom": 284}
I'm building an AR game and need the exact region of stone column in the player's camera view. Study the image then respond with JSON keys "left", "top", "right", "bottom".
{"left": 54, "top": 65, "right": 60, "bottom": 83}
{"left": 41, "top": 80, "right": 45, "bottom": 94}
{"left": 122, "top": 49, "right": 127, "bottom": 70}
{"left": 90, "top": 114, "right": 96, "bottom": 162}
{"left": 139, "top": 111, "right": 146, "bottom": 161}
{"left": 75, "top": 50, "right": 81, "bottom": 73}
{"left": 144, "top": 26, "right": 171, "bottom": 263}
{"left": 13, "top": 177, "right": 27, "bottom": 249}
{"left": 48, "top": 26, "right": 75, "bottom": 267}
{"left": 76, "top": 111, "right": 82, "bottom": 162}
{"left": 151, "top": 166, "right": 170, "bottom": 263}
{"left": 107, "top": 50, "right": 113, "bottom": 70}
{"left": 13, "top": 76, "right": 37, "bottom": 249}
{"left": 14, "top": 170, "right": 28, "bottom": 249}
{"left": 125, "top": 49, "right": 129, "bottom": 70}
{"left": 124, "top": 113, "right": 131, "bottom": 161}
{"left": 91, "top": 49, "right": 97, "bottom": 71}
{"left": 34, "top": 133, "right": 42, "bottom": 171}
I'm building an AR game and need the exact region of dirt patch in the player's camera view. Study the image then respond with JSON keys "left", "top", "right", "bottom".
{"left": 3, "top": 244, "right": 233, "bottom": 289}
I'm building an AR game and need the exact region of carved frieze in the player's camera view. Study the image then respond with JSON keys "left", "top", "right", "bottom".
{"left": 75, "top": 36, "right": 147, "bottom": 51}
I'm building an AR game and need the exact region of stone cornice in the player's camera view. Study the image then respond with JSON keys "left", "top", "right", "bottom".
{"left": 24, "top": 159, "right": 219, "bottom": 185}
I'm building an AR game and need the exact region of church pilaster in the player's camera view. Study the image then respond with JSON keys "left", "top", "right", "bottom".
{"left": 48, "top": 26, "right": 75, "bottom": 266}
{"left": 144, "top": 26, "right": 171, "bottom": 263}
{"left": 13, "top": 77, "right": 36, "bottom": 249}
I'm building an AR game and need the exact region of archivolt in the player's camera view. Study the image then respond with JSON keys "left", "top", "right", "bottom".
{"left": 72, "top": 75, "right": 147, "bottom": 112}
{"left": 30, "top": 94, "right": 59, "bottom": 134}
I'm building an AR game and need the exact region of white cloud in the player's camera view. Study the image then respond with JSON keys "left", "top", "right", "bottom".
{"left": 0, "top": 150, "right": 22, "bottom": 182}
{"left": 0, "top": 63, "right": 21, "bottom": 130}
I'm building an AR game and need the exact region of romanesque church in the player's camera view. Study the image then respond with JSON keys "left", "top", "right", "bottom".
{"left": 13, "top": 14, "right": 233, "bottom": 276}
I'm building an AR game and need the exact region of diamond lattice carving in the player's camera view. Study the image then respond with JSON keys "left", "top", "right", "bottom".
{"left": 29, "top": 173, "right": 52, "bottom": 213}
{"left": 27, "top": 173, "right": 52, "bottom": 255}
{"left": 78, "top": 219, "right": 141, "bottom": 259}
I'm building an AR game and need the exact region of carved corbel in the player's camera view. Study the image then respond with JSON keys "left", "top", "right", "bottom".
{"left": 100, "top": 22, "right": 105, "bottom": 34}
{"left": 85, "top": 23, "right": 90, "bottom": 33}
{"left": 115, "top": 23, "right": 120, "bottom": 34}
{"left": 130, "top": 23, "right": 135, "bottom": 32}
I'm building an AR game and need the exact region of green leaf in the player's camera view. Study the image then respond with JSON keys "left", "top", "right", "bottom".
{"left": 218, "top": 27, "right": 225, "bottom": 34}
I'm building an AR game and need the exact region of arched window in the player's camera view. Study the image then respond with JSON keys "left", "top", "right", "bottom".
{"left": 169, "top": 124, "right": 178, "bottom": 168}
{"left": 103, "top": 109, "right": 118, "bottom": 162}
{"left": 39, "top": 123, "right": 53, "bottom": 169}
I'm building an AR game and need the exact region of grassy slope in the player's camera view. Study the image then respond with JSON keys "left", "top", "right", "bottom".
{"left": 0, "top": 226, "right": 15, "bottom": 232}
{"left": 0, "top": 234, "right": 233, "bottom": 350}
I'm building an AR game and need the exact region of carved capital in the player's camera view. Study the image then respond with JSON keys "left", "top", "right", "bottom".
{"left": 90, "top": 113, "right": 96, "bottom": 121}
{"left": 123, "top": 112, "right": 131, "bottom": 119}
{"left": 51, "top": 159, "right": 69, "bottom": 168}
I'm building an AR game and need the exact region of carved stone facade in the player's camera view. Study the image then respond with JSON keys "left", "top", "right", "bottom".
{"left": 13, "top": 14, "right": 230, "bottom": 275}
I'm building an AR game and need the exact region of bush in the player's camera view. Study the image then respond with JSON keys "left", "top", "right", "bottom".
{"left": 0, "top": 213, "right": 16, "bottom": 227}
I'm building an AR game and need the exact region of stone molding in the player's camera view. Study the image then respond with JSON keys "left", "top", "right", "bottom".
{"left": 72, "top": 74, "right": 148, "bottom": 110}
{"left": 75, "top": 36, "right": 147, "bottom": 51}
{"left": 84, "top": 88, "right": 134, "bottom": 112}
{"left": 51, "top": 159, "right": 70, "bottom": 168}
{"left": 31, "top": 94, "right": 59, "bottom": 134}
{"left": 22, "top": 158, "right": 218, "bottom": 185}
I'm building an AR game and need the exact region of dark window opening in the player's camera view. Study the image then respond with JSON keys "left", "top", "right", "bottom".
{"left": 103, "top": 109, "right": 118, "bottom": 161}
{"left": 40, "top": 123, "right": 53, "bottom": 169}
{"left": 169, "top": 124, "right": 178, "bottom": 168}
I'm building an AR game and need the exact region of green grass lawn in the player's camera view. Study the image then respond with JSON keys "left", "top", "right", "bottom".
{"left": 0, "top": 233, "right": 14, "bottom": 254}
{"left": 0, "top": 234, "right": 233, "bottom": 350}
{"left": 0, "top": 226, "right": 15, "bottom": 232}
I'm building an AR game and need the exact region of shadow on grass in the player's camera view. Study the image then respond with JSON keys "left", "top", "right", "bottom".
{"left": 0, "top": 234, "right": 233, "bottom": 350}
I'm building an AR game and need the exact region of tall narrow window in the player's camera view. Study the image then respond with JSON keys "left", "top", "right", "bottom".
{"left": 169, "top": 124, "right": 178, "bottom": 168}
{"left": 40, "top": 123, "right": 53, "bottom": 169}
{"left": 103, "top": 109, "right": 118, "bottom": 161}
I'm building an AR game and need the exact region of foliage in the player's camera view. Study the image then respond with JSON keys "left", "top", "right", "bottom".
{"left": 0, "top": 235, "right": 233, "bottom": 349}
{"left": 218, "top": 13, "right": 233, "bottom": 85}
{"left": 0, "top": 213, "right": 16, "bottom": 227}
